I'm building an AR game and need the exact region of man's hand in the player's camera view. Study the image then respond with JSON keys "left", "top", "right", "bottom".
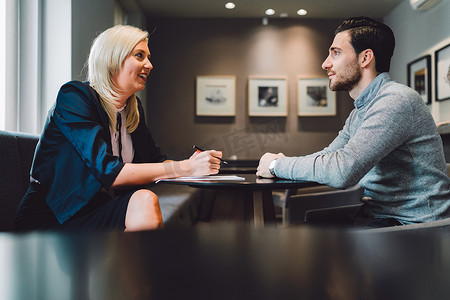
{"left": 256, "top": 152, "right": 285, "bottom": 178}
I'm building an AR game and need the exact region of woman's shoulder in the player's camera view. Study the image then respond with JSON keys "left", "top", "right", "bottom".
{"left": 56, "top": 81, "right": 99, "bottom": 104}
{"left": 54, "top": 81, "right": 103, "bottom": 116}
{"left": 59, "top": 80, "right": 96, "bottom": 95}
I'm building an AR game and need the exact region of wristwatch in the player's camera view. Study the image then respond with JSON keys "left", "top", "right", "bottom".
{"left": 269, "top": 158, "right": 278, "bottom": 176}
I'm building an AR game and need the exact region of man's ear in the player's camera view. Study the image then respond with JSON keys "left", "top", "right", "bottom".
{"left": 359, "top": 49, "right": 375, "bottom": 68}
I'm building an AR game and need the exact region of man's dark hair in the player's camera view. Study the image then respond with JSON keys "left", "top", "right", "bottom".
{"left": 335, "top": 16, "right": 395, "bottom": 73}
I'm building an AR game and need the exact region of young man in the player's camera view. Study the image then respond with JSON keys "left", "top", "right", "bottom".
{"left": 257, "top": 17, "right": 450, "bottom": 227}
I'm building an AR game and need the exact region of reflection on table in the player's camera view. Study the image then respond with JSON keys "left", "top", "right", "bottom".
{"left": 2, "top": 224, "right": 450, "bottom": 299}
{"left": 218, "top": 159, "right": 258, "bottom": 174}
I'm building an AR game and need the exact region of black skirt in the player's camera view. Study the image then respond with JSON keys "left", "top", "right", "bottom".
{"left": 15, "top": 183, "right": 134, "bottom": 232}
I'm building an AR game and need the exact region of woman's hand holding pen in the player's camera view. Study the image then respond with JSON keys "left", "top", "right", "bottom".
{"left": 114, "top": 150, "right": 222, "bottom": 186}
{"left": 186, "top": 150, "right": 223, "bottom": 176}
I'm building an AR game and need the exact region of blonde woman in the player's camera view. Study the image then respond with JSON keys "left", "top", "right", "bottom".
{"left": 15, "top": 25, "right": 222, "bottom": 231}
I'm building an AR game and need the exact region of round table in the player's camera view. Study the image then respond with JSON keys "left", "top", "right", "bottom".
{"left": 159, "top": 174, "right": 320, "bottom": 227}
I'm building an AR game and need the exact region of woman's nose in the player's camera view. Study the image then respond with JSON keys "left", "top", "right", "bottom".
{"left": 145, "top": 58, "right": 153, "bottom": 70}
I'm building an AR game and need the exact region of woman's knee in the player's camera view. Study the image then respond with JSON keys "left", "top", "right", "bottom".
{"left": 125, "top": 189, "right": 163, "bottom": 231}
{"left": 133, "top": 189, "right": 159, "bottom": 209}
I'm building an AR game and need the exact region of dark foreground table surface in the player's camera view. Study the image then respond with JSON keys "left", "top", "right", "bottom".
{"left": 2, "top": 225, "right": 450, "bottom": 299}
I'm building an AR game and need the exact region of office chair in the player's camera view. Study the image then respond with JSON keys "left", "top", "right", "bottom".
{"left": 285, "top": 184, "right": 364, "bottom": 225}
{"left": 303, "top": 163, "right": 450, "bottom": 227}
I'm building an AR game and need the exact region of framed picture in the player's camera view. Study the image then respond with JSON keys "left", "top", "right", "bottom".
{"left": 196, "top": 76, "right": 236, "bottom": 116}
{"left": 248, "top": 76, "right": 288, "bottom": 116}
{"left": 407, "top": 55, "right": 431, "bottom": 105}
{"left": 297, "top": 77, "right": 336, "bottom": 116}
{"left": 435, "top": 43, "right": 450, "bottom": 102}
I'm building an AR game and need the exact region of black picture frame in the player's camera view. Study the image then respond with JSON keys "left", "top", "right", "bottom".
{"left": 407, "top": 55, "right": 431, "bottom": 105}
{"left": 435, "top": 43, "right": 450, "bottom": 102}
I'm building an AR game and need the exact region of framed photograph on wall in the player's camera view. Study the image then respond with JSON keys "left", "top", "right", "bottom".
{"left": 297, "top": 77, "right": 336, "bottom": 116}
{"left": 407, "top": 55, "right": 431, "bottom": 105}
{"left": 435, "top": 43, "right": 450, "bottom": 102}
{"left": 248, "top": 76, "right": 287, "bottom": 116}
{"left": 196, "top": 76, "right": 236, "bottom": 116}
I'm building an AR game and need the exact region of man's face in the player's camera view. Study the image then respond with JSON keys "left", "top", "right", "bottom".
{"left": 322, "top": 31, "right": 361, "bottom": 92}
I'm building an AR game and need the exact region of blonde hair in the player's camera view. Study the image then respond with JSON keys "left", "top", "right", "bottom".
{"left": 87, "top": 25, "right": 149, "bottom": 133}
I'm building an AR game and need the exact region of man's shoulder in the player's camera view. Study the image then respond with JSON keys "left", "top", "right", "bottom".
{"left": 365, "top": 80, "right": 433, "bottom": 127}
{"left": 379, "top": 80, "right": 420, "bottom": 98}
{"left": 377, "top": 80, "right": 424, "bottom": 107}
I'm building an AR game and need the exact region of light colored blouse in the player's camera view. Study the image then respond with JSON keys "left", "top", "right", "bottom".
{"left": 111, "top": 106, "right": 134, "bottom": 163}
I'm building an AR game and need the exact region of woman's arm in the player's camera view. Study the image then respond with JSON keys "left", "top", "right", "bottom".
{"left": 111, "top": 150, "right": 222, "bottom": 187}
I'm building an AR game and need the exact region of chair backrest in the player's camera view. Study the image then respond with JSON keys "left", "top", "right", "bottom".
{"left": 0, "top": 130, "right": 39, "bottom": 231}
{"left": 287, "top": 184, "right": 364, "bottom": 224}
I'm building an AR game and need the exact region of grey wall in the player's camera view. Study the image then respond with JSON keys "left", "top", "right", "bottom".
{"left": 145, "top": 18, "right": 354, "bottom": 160}
{"left": 385, "top": 0, "right": 450, "bottom": 122}
{"left": 71, "top": 0, "right": 115, "bottom": 81}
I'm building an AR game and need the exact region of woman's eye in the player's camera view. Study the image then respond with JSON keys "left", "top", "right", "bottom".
{"left": 136, "top": 52, "right": 145, "bottom": 60}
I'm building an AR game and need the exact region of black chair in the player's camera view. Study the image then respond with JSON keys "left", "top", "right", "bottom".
{"left": 301, "top": 163, "right": 450, "bottom": 228}
{"left": 0, "top": 130, "right": 39, "bottom": 231}
{"left": 286, "top": 184, "right": 364, "bottom": 225}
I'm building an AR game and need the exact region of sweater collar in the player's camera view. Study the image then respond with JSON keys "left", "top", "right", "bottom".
{"left": 354, "top": 72, "right": 391, "bottom": 109}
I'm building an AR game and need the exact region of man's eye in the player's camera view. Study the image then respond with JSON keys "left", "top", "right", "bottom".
{"left": 333, "top": 50, "right": 340, "bottom": 57}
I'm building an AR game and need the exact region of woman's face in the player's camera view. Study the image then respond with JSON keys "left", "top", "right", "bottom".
{"left": 113, "top": 40, "right": 153, "bottom": 103}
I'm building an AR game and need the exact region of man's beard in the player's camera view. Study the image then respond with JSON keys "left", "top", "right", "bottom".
{"left": 329, "top": 62, "right": 361, "bottom": 92}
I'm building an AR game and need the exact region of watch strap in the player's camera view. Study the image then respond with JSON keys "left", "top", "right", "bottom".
{"left": 269, "top": 158, "right": 278, "bottom": 176}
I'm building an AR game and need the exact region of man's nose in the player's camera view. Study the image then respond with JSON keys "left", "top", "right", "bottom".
{"left": 322, "top": 57, "right": 331, "bottom": 70}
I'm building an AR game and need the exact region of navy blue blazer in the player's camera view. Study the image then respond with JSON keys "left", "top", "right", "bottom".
{"left": 29, "top": 81, "right": 166, "bottom": 224}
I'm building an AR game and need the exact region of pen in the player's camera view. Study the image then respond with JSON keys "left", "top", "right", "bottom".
{"left": 192, "top": 145, "right": 228, "bottom": 164}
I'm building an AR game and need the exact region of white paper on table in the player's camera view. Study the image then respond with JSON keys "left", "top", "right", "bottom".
{"left": 156, "top": 175, "right": 245, "bottom": 183}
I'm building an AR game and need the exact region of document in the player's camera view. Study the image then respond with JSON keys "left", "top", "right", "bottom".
{"left": 156, "top": 175, "right": 245, "bottom": 183}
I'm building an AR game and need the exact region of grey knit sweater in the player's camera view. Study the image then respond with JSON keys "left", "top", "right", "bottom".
{"left": 275, "top": 73, "right": 450, "bottom": 224}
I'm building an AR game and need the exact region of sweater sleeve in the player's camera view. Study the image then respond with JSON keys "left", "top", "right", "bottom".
{"left": 316, "top": 111, "right": 353, "bottom": 155}
{"left": 275, "top": 89, "right": 414, "bottom": 188}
